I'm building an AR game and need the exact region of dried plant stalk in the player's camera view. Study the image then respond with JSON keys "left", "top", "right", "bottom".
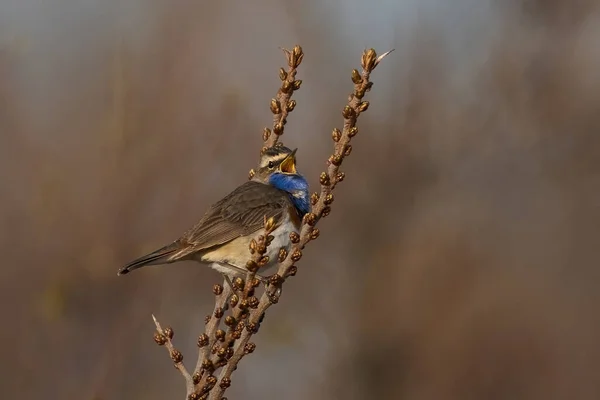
{"left": 150, "top": 46, "right": 392, "bottom": 400}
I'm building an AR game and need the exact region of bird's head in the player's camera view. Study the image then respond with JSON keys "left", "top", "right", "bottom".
{"left": 253, "top": 145, "right": 300, "bottom": 183}
{"left": 253, "top": 145, "right": 310, "bottom": 215}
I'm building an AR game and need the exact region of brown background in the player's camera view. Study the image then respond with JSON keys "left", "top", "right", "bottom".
{"left": 1, "top": 0, "right": 600, "bottom": 399}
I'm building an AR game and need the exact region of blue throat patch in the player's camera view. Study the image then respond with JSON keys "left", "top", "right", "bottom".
{"left": 268, "top": 173, "right": 311, "bottom": 216}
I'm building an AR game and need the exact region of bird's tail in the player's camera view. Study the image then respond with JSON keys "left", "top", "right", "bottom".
{"left": 117, "top": 241, "right": 183, "bottom": 276}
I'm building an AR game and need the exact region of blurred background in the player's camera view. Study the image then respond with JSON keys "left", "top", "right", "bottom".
{"left": 1, "top": 0, "right": 600, "bottom": 399}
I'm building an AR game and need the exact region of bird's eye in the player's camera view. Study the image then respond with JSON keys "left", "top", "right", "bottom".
{"left": 268, "top": 161, "right": 275, "bottom": 169}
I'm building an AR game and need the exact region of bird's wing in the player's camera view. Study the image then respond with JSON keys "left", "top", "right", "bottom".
{"left": 180, "top": 181, "right": 289, "bottom": 253}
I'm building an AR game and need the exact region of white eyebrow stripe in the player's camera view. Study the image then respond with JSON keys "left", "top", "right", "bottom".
{"left": 259, "top": 153, "right": 289, "bottom": 168}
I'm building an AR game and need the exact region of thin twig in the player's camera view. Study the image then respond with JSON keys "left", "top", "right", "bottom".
{"left": 152, "top": 314, "right": 195, "bottom": 395}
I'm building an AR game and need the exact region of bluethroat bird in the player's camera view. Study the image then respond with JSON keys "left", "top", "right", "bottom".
{"left": 117, "top": 146, "right": 310, "bottom": 282}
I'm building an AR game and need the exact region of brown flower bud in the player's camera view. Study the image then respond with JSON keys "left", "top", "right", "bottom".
{"left": 154, "top": 333, "right": 167, "bottom": 345}
{"left": 279, "top": 68, "right": 287, "bottom": 81}
{"left": 342, "top": 105, "right": 355, "bottom": 119}
{"left": 358, "top": 101, "right": 370, "bottom": 112}
{"left": 170, "top": 350, "right": 183, "bottom": 363}
{"left": 278, "top": 248, "right": 288, "bottom": 262}
{"left": 289, "top": 232, "right": 300, "bottom": 243}
{"left": 244, "top": 342, "right": 256, "bottom": 354}
{"left": 291, "top": 249, "right": 302, "bottom": 262}
{"left": 262, "top": 127, "right": 271, "bottom": 141}
{"left": 214, "top": 307, "right": 224, "bottom": 318}
{"left": 292, "top": 80, "right": 302, "bottom": 90}
{"left": 213, "top": 284, "right": 223, "bottom": 296}
{"left": 224, "top": 316, "right": 236, "bottom": 327}
{"left": 332, "top": 128, "right": 341, "bottom": 142}
{"left": 270, "top": 99, "right": 281, "bottom": 114}
{"left": 348, "top": 126, "right": 358, "bottom": 137}
{"left": 286, "top": 100, "right": 296, "bottom": 112}
{"left": 319, "top": 172, "right": 330, "bottom": 186}
{"left": 246, "top": 260, "right": 259, "bottom": 273}
{"left": 351, "top": 69, "right": 362, "bottom": 84}
{"left": 220, "top": 377, "right": 232, "bottom": 389}
{"left": 310, "top": 228, "right": 320, "bottom": 240}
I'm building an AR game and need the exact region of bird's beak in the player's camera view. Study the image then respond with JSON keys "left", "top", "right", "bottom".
{"left": 279, "top": 148, "right": 297, "bottom": 174}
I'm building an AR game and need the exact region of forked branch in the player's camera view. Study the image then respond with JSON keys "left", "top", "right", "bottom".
{"left": 151, "top": 46, "right": 392, "bottom": 400}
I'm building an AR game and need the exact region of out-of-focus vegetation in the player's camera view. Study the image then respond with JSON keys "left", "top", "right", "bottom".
{"left": 1, "top": 1, "right": 600, "bottom": 399}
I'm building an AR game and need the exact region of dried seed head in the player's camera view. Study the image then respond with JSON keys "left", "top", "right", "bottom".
{"left": 324, "top": 194, "right": 334, "bottom": 205}
{"left": 262, "top": 127, "right": 271, "bottom": 141}
{"left": 224, "top": 316, "right": 236, "bottom": 327}
{"left": 310, "top": 228, "right": 320, "bottom": 240}
{"left": 270, "top": 99, "right": 281, "bottom": 114}
{"left": 286, "top": 100, "right": 296, "bottom": 112}
{"left": 273, "top": 122, "right": 284, "bottom": 135}
{"left": 332, "top": 128, "right": 342, "bottom": 142}
{"left": 278, "top": 248, "right": 288, "bottom": 262}
{"left": 213, "top": 284, "right": 223, "bottom": 296}
{"left": 154, "top": 333, "right": 167, "bottom": 346}
{"left": 170, "top": 350, "right": 183, "bottom": 363}
{"left": 336, "top": 171, "right": 346, "bottom": 183}
{"left": 214, "top": 307, "right": 224, "bottom": 318}
{"left": 268, "top": 274, "right": 283, "bottom": 286}
{"left": 342, "top": 105, "right": 355, "bottom": 119}
{"left": 220, "top": 377, "right": 232, "bottom": 389}
{"left": 358, "top": 101, "right": 370, "bottom": 112}
{"left": 246, "top": 322, "right": 259, "bottom": 333}
{"left": 319, "top": 172, "right": 330, "bottom": 186}
{"left": 246, "top": 260, "right": 259, "bottom": 273}
{"left": 248, "top": 169, "right": 255, "bottom": 180}
{"left": 279, "top": 67, "right": 287, "bottom": 81}
{"left": 286, "top": 265, "right": 298, "bottom": 277}
{"left": 289, "top": 231, "right": 300, "bottom": 243}
{"left": 351, "top": 68, "right": 362, "bottom": 84}
{"left": 292, "top": 80, "right": 302, "bottom": 90}
{"left": 322, "top": 206, "right": 332, "bottom": 217}
{"left": 344, "top": 145, "right": 353, "bottom": 157}
{"left": 348, "top": 126, "right": 358, "bottom": 137}
{"left": 229, "top": 294, "right": 239, "bottom": 308}
{"left": 310, "top": 192, "right": 320, "bottom": 205}
{"left": 291, "top": 249, "right": 302, "bottom": 262}
{"left": 233, "top": 277, "right": 244, "bottom": 290}
{"left": 249, "top": 239, "right": 257, "bottom": 254}
{"left": 303, "top": 212, "right": 317, "bottom": 226}
{"left": 248, "top": 296, "right": 259, "bottom": 309}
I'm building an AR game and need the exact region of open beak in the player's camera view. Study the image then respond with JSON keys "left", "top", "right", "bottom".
{"left": 279, "top": 148, "right": 297, "bottom": 174}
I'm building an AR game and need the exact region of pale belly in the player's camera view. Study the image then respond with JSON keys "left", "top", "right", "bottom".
{"left": 195, "top": 215, "right": 296, "bottom": 277}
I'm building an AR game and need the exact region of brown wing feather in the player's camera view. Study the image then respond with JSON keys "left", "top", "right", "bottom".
{"left": 180, "top": 181, "right": 289, "bottom": 253}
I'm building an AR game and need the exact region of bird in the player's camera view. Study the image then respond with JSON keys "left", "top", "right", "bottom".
{"left": 117, "top": 145, "right": 310, "bottom": 283}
